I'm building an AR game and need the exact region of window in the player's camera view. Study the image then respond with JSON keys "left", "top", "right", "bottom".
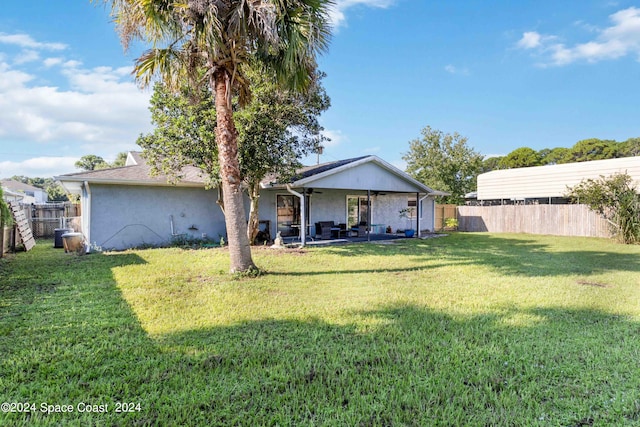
{"left": 407, "top": 198, "right": 423, "bottom": 219}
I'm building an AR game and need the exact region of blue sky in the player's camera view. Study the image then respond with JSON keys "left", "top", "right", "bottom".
{"left": 1, "top": 0, "right": 639, "bottom": 178}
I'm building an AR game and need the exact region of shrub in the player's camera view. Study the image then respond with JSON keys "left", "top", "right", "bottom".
{"left": 567, "top": 173, "right": 640, "bottom": 244}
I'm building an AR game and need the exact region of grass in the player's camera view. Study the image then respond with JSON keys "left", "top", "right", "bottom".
{"left": 1, "top": 233, "right": 640, "bottom": 426}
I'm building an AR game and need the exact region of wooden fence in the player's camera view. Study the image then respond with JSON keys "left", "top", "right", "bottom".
{"left": 30, "top": 203, "right": 81, "bottom": 238}
{"left": 457, "top": 204, "right": 612, "bottom": 238}
{"left": 435, "top": 204, "right": 458, "bottom": 231}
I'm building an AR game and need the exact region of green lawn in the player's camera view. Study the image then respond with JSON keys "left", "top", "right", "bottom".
{"left": 1, "top": 233, "right": 639, "bottom": 426}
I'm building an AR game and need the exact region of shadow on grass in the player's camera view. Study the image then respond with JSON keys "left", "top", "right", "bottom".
{"left": 309, "top": 233, "right": 640, "bottom": 278}
{"left": 0, "top": 246, "right": 169, "bottom": 426}
{"left": 3, "top": 243, "right": 640, "bottom": 426}
{"left": 156, "top": 304, "right": 640, "bottom": 426}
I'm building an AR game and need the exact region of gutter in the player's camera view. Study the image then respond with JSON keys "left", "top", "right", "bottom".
{"left": 286, "top": 184, "right": 306, "bottom": 247}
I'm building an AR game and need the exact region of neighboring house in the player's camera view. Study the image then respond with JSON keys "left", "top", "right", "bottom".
{"left": 56, "top": 152, "right": 446, "bottom": 250}
{"left": 475, "top": 156, "right": 640, "bottom": 205}
{"left": 1, "top": 180, "right": 48, "bottom": 204}
{"left": 2, "top": 188, "right": 25, "bottom": 203}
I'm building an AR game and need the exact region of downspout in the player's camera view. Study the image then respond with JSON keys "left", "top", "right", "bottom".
{"left": 83, "top": 181, "right": 91, "bottom": 251}
{"left": 418, "top": 193, "right": 429, "bottom": 237}
{"left": 286, "top": 184, "right": 306, "bottom": 247}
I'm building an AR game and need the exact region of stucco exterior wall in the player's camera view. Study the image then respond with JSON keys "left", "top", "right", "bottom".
{"left": 90, "top": 184, "right": 226, "bottom": 250}
{"left": 306, "top": 162, "right": 425, "bottom": 192}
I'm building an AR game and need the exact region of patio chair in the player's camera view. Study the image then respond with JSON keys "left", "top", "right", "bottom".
{"left": 351, "top": 221, "right": 368, "bottom": 237}
{"left": 318, "top": 221, "right": 334, "bottom": 239}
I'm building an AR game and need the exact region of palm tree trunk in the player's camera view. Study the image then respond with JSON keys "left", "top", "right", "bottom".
{"left": 212, "top": 69, "right": 256, "bottom": 273}
{"left": 247, "top": 180, "right": 261, "bottom": 245}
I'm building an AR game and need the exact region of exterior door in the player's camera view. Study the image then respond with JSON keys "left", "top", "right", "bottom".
{"left": 276, "top": 195, "right": 300, "bottom": 237}
{"left": 347, "top": 196, "right": 370, "bottom": 228}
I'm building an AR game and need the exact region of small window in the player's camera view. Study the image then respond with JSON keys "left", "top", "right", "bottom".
{"left": 407, "top": 199, "right": 423, "bottom": 219}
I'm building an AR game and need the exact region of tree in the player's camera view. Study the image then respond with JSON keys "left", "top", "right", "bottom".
{"left": 567, "top": 173, "right": 640, "bottom": 244}
{"left": 45, "top": 180, "right": 69, "bottom": 202}
{"left": 619, "top": 138, "right": 640, "bottom": 157}
{"left": 102, "top": 0, "right": 332, "bottom": 273}
{"left": 498, "top": 147, "right": 542, "bottom": 169}
{"left": 236, "top": 66, "right": 329, "bottom": 244}
{"left": 480, "top": 156, "right": 503, "bottom": 173}
{"left": 563, "top": 138, "right": 618, "bottom": 163}
{"left": 403, "top": 126, "right": 483, "bottom": 204}
{"left": 138, "top": 66, "right": 330, "bottom": 244}
{"left": 75, "top": 154, "right": 108, "bottom": 171}
{"left": 112, "top": 152, "right": 129, "bottom": 167}
{"left": 0, "top": 187, "right": 12, "bottom": 228}
{"left": 540, "top": 147, "right": 569, "bottom": 165}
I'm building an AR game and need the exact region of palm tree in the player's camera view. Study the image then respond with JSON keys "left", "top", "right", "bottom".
{"left": 101, "top": 0, "right": 333, "bottom": 272}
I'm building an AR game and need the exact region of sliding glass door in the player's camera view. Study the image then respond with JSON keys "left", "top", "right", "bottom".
{"left": 346, "top": 196, "right": 370, "bottom": 228}
{"left": 276, "top": 195, "right": 300, "bottom": 237}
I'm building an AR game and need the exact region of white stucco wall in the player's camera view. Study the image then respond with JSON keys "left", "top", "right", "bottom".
{"left": 90, "top": 184, "right": 226, "bottom": 250}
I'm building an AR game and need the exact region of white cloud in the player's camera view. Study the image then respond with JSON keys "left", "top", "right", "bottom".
{"left": 0, "top": 32, "right": 151, "bottom": 179}
{"left": 43, "top": 57, "right": 64, "bottom": 67}
{"left": 329, "top": 0, "right": 396, "bottom": 29}
{"left": 320, "top": 129, "right": 348, "bottom": 147}
{"left": 444, "top": 64, "right": 469, "bottom": 75}
{"left": 517, "top": 31, "right": 543, "bottom": 49}
{"left": 0, "top": 33, "right": 67, "bottom": 51}
{"left": 0, "top": 60, "right": 151, "bottom": 147}
{"left": 517, "top": 7, "right": 640, "bottom": 66}
{"left": 0, "top": 157, "right": 78, "bottom": 178}
{"left": 13, "top": 49, "right": 39, "bottom": 65}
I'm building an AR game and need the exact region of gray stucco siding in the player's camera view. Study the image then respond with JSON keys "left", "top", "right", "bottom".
{"left": 305, "top": 163, "right": 424, "bottom": 192}
{"left": 89, "top": 184, "right": 225, "bottom": 250}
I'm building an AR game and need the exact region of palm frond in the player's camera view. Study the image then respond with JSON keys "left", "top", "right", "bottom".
{"left": 135, "top": 47, "right": 187, "bottom": 89}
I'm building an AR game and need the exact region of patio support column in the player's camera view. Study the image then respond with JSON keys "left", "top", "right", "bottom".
{"left": 416, "top": 192, "right": 420, "bottom": 238}
{"left": 286, "top": 185, "right": 306, "bottom": 247}
{"left": 418, "top": 193, "right": 429, "bottom": 237}
{"left": 367, "top": 189, "right": 371, "bottom": 242}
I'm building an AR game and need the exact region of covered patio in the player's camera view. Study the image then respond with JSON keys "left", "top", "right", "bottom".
{"left": 259, "top": 156, "right": 448, "bottom": 247}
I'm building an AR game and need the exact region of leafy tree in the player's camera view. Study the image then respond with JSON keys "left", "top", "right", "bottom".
{"left": 75, "top": 154, "right": 108, "bottom": 171}
{"left": 567, "top": 173, "right": 640, "bottom": 244}
{"left": 103, "top": 0, "right": 332, "bottom": 273}
{"left": 403, "top": 126, "right": 483, "bottom": 204}
{"left": 236, "top": 66, "right": 330, "bottom": 243}
{"left": 540, "top": 147, "right": 570, "bottom": 165}
{"left": 498, "top": 147, "right": 542, "bottom": 169}
{"left": 138, "top": 67, "right": 329, "bottom": 243}
{"left": 0, "top": 187, "right": 12, "bottom": 227}
{"left": 619, "top": 137, "right": 640, "bottom": 157}
{"left": 112, "top": 152, "right": 128, "bottom": 167}
{"left": 45, "top": 180, "right": 69, "bottom": 202}
{"left": 563, "top": 138, "right": 618, "bottom": 163}
{"left": 480, "top": 156, "right": 503, "bottom": 173}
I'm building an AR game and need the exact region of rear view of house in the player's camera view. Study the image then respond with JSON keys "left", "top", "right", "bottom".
{"left": 56, "top": 152, "right": 446, "bottom": 250}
